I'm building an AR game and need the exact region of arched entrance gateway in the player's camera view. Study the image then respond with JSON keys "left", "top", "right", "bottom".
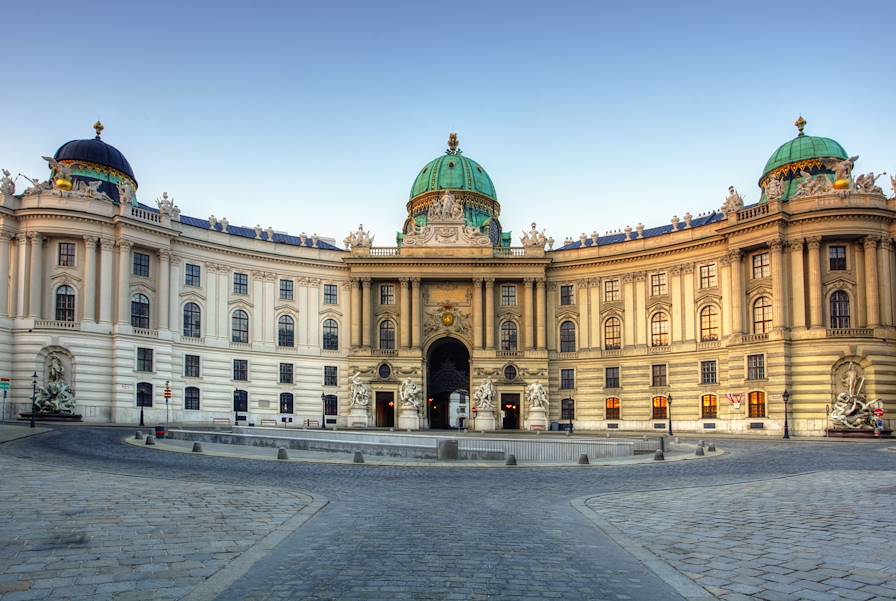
{"left": 425, "top": 338, "right": 470, "bottom": 429}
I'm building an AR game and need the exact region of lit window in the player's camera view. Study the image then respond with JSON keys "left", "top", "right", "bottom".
{"left": 650, "top": 313, "right": 669, "bottom": 346}
{"left": 700, "top": 306, "right": 719, "bottom": 341}
{"left": 652, "top": 396, "right": 668, "bottom": 419}
{"left": 701, "top": 394, "right": 718, "bottom": 419}
{"left": 752, "top": 297, "right": 772, "bottom": 334}
{"left": 605, "top": 397, "right": 620, "bottom": 420}
{"left": 748, "top": 391, "right": 766, "bottom": 417}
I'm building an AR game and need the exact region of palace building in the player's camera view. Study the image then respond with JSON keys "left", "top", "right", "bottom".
{"left": 0, "top": 120, "right": 893, "bottom": 435}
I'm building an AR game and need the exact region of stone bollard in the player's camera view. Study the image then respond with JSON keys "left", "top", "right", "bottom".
{"left": 695, "top": 446, "right": 705, "bottom": 456}
{"left": 277, "top": 447, "right": 289, "bottom": 460}
{"left": 437, "top": 440, "right": 459, "bottom": 460}
{"left": 353, "top": 451, "right": 364, "bottom": 463}
{"left": 578, "top": 453, "right": 590, "bottom": 465}
{"left": 134, "top": 430, "right": 143, "bottom": 440}
{"left": 505, "top": 454, "right": 517, "bottom": 466}
{"left": 192, "top": 442, "right": 203, "bottom": 453}
{"left": 145, "top": 435, "right": 155, "bottom": 446}
{"left": 707, "top": 443, "right": 716, "bottom": 452}
{"left": 654, "top": 449, "right": 665, "bottom": 461}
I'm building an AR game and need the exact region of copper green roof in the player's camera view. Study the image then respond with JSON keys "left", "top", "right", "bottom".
{"left": 410, "top": 137, "right": 496, "bottom": 201}
{"left": 760, "top": 134, "right": 847, "bottom": 182}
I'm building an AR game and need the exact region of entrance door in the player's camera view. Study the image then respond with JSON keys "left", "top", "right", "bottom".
{"left": 501, "top": 394, "right": 520, "bottom": 430}
{"left": 425, "top": 337, "right": 470, "bottom": 429}
{"left": 375, "top": 391, "right": 395, "bottom": 428}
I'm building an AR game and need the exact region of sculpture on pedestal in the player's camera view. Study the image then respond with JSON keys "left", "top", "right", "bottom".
{"left": 472, "top": 377, "right": 496, "bottom": 412}
{"left": 525, "top": 380, "right": 548, "bottom": 409}
{"left": 399, "top": 378, "right": 422, "bottom": 411}
{"left": 34, "top": 354, "right": 77, "bottom": 416}
{"left": 349, "top": 371, "right": 371, "bottom": 408}
{"left": 344, "top": 224, "right": 373, "bottom": 249}
{"left": 721, "top": 186, "right": 744, "bottom": 214}
{"left": 855, "top": 172, "right": 886, "bottom": 195}
{"left": 830, "top": 361, "right": 876, "bottom": 430}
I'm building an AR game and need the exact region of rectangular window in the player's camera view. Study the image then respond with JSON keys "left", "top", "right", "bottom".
{"left": 829, "top": 246, "right": 847, "bottom": 271}
{"left": 279, "top": 363, "right": 293, "bottom": 384}
{"left": 701, "top": 394, "right": 718, "bottom": 419}
{"left": 699, "top": 264, "right": 717, "bottom": 288}
{"left": 184, "top": 354, "right": 200, "bottom": 378}
{"left": 233, "top": 359, "right": 248, "bottom": 381}
{"left": 58, "top": 242, "right": 76, "bottom": 267}
{"left": 136, "top": 347, "right": 153, "bottom": 372}
{"left": 747, "top": 354, "right": 765, "bottom": 380}
{"left": 560, "top": 285, "right": 574, "bottom": 305}
{"left": 700, "top": 360, "right": 717, "bottom": 385}
{"left": 323, "top": 394, "right": 338, "bottom": 416}
{"left": 650, "top": 273, "right": 667, "bottom": 296}
{"left": 604, "top": 279, "right": 620, "bottom": 302}
{"left": 324, "top": 365, "right": 338, "bottom": 387}
{"left": 379, "top": 284, "right": 395, "bottom": 305}
{"left": 652, "top": 396, "right": 668, "bottom": 419}
{"left": 561, "top": 398, "right": 575, "bottom": 420}
{"left": 279, "top": 279, "right": 294, "bottom": 300}
{"left": 323, "top": 284, "right": 338, "bottom": 305}
{"left": 133, "top": 252, "right": 150, "bottom": 277}
{"left": 185, "top": 387, "right": 200, "bottom": 411}
{"left": 560, "top": 369, "right": 575, "bottom": 390}
{"left": 605, "top": 367, "right": 620, "bottom": 389}
{"left": 651, "top": 364, "right": 667, "bottom": 387}
{"left": 184, "top": 263, "right": 201, "bottom": 287}
{"left": 748, "top": 391, "right": 766, "bottom": 418}
{"left": 501, "top": 284, "right": 517, "bottom": 306}
{"left": 233, "top": 272, "right": 248, "bottom": 295}
{"left": 752, "top": 252, "right": 770, "bottom": 279}
{"left": 605, "top": 397, "right": 620, "bottom": 420}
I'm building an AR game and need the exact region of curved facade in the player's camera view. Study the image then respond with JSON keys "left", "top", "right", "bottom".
{"left": 0, "top": 124, "right": 894, "bottom": 435}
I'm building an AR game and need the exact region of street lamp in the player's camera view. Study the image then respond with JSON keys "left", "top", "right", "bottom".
{"left": 782, "top": 389, "right": 790, "bottom": 439}
{"left": 234, "top": 387, "right": 239, "bottom": 427}
{"left": 667, "top": 393, "right": 673, "bottom": 437}
{"left": 320, "top": 393, "right": 326, "bottom": 430}
{"left": 30, "top": 371, "right": 38, "bottom": 428}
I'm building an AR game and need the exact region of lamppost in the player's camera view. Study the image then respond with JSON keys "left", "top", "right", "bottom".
{"left": 320, "top": 393, "right": 326, "bottom": 430}
{"left": 782, "top": 389, "right": 790, "bottom": 439}
{"left": 233, "top": 387, "right": 239, "bottom": 427}
{"left": 667, "top": 393, "right": 673, "bottom": 437}
{"left": 30, "top": 372, "right": 38, "bottom": 428}
{"left": 138, "top": 382, "right": 145, "bottom": 427}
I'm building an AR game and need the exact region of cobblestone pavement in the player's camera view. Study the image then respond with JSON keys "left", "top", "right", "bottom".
{"left": 2, "top": 427, "right": 895, "bottom": 601}
{"left": 584, "top": 470, "right": 896, "bottom": 601}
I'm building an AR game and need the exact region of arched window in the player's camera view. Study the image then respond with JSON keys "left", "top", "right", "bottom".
{"left": 279, "top": 392, "right": 294, "bottom": 414}
{"left": 830, "top": 291, "right": 850, "bottom": 329}
{"left": 650, "top": 313, "right": 669, "bottom": 347}
{"left": 131, "top": 294, "right": 150, "bottom": 329}
{"left": 379, "top": 320, "right": 395, "bottom": 350}
{"left": 278, "top": 315, "right": 295, "bottom": 347}
{"left": 605, "top": 397, "right": 620, "bottom": 420}
{"left": 701, "top": 394, "right": 718, "bottom": 419}
{"left": 561, "top": 398, "right": 575, "bottom": 420}
{"left": 748, "top": 391, "right": 766, "bottom": 417}
{"left": 699, "top": 305, "right": 719, "bottom": 341}
{"left": 136, "top": 382, "right": 153, "bottom": 408}
{"left": 752, "top": 297, "right": 772, "bottom": 334}
{"left": 55, "top": 285, "right": 75, "bottom": 322}
{"left": 500, "top": 321, "right": 518, "bottom": 351}
{"left": 652, "top": 396, "right": 668, "bottom": 419}
{"left": 183, "top": 302, "right": 201, "bottom": 338}
{"left": 184, "top": 387, "right": 200, "bottom": 411}
{"left": 604, "top": 317, "right": 622, "bottom": 350}
{"left": 560, "top": 321, "right": 576, "bottom": 352}
{"left": 322, "top": 318, "right": 339, "bottom": 350}
{"left": 231, "top": 309, "right": 249, "bottom": 343}
{"left": 233, "top": 389, "right": 248, "bottom": 412}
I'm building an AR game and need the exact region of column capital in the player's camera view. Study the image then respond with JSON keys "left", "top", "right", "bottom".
{"left": 622, "top": 273, "right": 634, "bottom": 283}
{"left": 99, "top": 237, "right": 115, "bottom": 250}
{"left": 633, "top": 271, "right": 646, "bottom": 282}
{"left": 399, "top": 277, "right": 410, "bottom": 288}
{"left": 82, "top": 235, "right": 98, "bottom": 246}
{"left": 483, "top": 277, "right": 495, "bottom": 287}
{"left": 681, "top": 262, "right": 695, "bottom": 274}
{"left": 472, "top": 277, "right": 483, "bottom": 288}
{"left": 768, "top": 238, "right": 785, "bottom": 252}
{"left": 669, "top": 265, "right": 682, "bottom": 276}
{"left": 116, "top": 238, "right": 133, "bottom": 251}
{"left": 807, "top": 236, "right": 823, "bottom": 250}
{"left": 15, "top": 233, "right": 28, "bottom": 246}
{"left": 523, "top": 277, "right": 535, "bottom": 285}
{"left": 535, "top": 278, "right": 546, "bottom": 289}
{"left": 0, "top": 230, "right": 13, "bottom": 242}
{"left": 726, "top": 249, "right": 743, "bottom": 262}
{"left": 786, "top": 238, "right": 804, "bottom": 252}
{"left": 158, "top": 249, "right": 171, "bottom": 262}
{"left": 27, "top": 231, "right": 44, "bottom": 245}
{"left": 880, "top": 237, "right": 893, "bottom": 251}
{"left": 410, "top": 278, "right": 421, "bottom": 287}
{"left": 362, "top": 277, "right": 372, "bottom": 288}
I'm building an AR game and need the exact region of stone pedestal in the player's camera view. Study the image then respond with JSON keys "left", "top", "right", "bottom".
{"left": 473, "top": 410, "right": 496, "bottom": 432}
{"left": 348, "top": 406, "right": 370, "bottom": 428}
{"left": 525, "top": 406, "right": 548, "bottom": 431}
{"left": 397, "top": 406, "right": 421, "bottom": 430}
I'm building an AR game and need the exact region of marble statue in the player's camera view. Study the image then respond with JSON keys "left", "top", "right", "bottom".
{"left": 472, "top": 377, "right": 496, "bottom": 412}
{"left": 399, "top": 378, "right": 422, "bottom": 410}
{"left": 822, "top": 155, "right": 860, "bottom": 183}
{"left": 41, "top": 156, "right": 72, "bottom": 187}
{"left": 765, "top": 176, "right": 785, "bottom": 201}
{"left": 208, "top": 215, "right": 218, "bottom": 230}
{"left": 830, "top": 361, "right": 875, "bottom": 429}
{"left": 792, "top": 170, "right": 833, "bottom": 198}
{"left": 855, "top": 172, "right": 886, "bottom": 195}
{"left": 722, "top": 186, "right": 744, "bottom": 214}
{"left": 117, "top": 182, "right": 136, "bottom": 205}
{"left": 76, "top": 179, "right": 104, "bottom": 198}
{"left": 155, "top": 192, "right": 180, "bottom": 218}
{"left": 525, "top": 380, "right": 548, "bottom": 409}
{"left": 427, "top": 191, "right": 464, "bottom": 221}
{"left": 520, "top": 222, "right": 550, "bottom": 249}
{"left": 1, "top": 169, "right": 14, "bottom": 195}
{"left": 349, "top": 371, "right": 371, "bottom": 408}
{"left": 34, "top": 354, "right": 77, "bottom": 415}
{"left": 344, "top": 224, "right": 373, "bottom": 249}
{"left": 254, "top": 225, "right": 263, "bottom": 239}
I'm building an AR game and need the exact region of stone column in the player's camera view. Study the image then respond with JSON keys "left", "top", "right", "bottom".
{"left": 306, "top": 277, "right": 319, "bottom": 346}
{"left": 770, "top": 239, "right": 787, "bottom": 330}
{"left": 264, "top": 273, "right": 277, "bottom": 344}
{"left": 158, "top": 250, "right": 170, "bottom": 331}
{"left": 878, "top": 238, "right": 893, "bottom": 327}
{"left": 411, "top": 278, "right": 422, "bottom": 349}
{"left": 217, "top": 270, "right": 229, "bottom": 338}
{"left": 81, "top": 236, "right": 97, "bottom": 323}
{"left": 854, "top": 241, "right": 867, "bottom": 327}
{"left": 789, "top": 240, "right": 806, "bottom": 329}
{"left": 484, "top": 278, "right": 495, "bottom": 349}
{"left": 0, "top": 232, "right": 11, "bottom": 317}
{"left": 361, "top": 278, "right": 372, "bottom": 347}
{"left": 400, "top": 278, "right": 411, "bottom": 349}
{"left": 522, "top": 278, "right": 534, "bottom": 350}
{"left": 205, "top": 264, "right": 218, "bottom": 338}
{"left": 682, "top": 264, "right": 695, "bottom": 340}
{"left": 535, "top": 279, "right": 546, "bottom": 350}
{"left": 472, "top": 278, "right": 483, "bottom": 349}
{"left": 99, "top": 238, "right": 115, "bottom": 324}
{"left": 115, "top": 239, "right": 132, "bottom": 325}
{"left": 28, "top": 233, "right": 44, "bottom": 319}
{"left": 168, "top": 257, "right": 181, "bottom": 332}
{"left": 670, "top": 266, "right": 683, "bottom": 342}
{"left": 350, "top": 278, "right": 361, "bottom": 347}
{"left": 589, "top": 279, "right": 601, "bottom": 347}
{"left": 720, "top": 254, "right": 732, "bottom": 337}
{"left": 806, "top": 237, "right": 823, "bottom": 328}
{"left": 623, "top": 274, "right": 635, "bottom": 346}
{"left": 864, "top": 237, "right": 880, "bottom": 327}
{"left": 577, "top": 280, "right": 590, "bottom": 349}
{"left": 729, "top": 250, "right": 744, "bottom": 334}
{"left": 15, "top": 235, "right": 28, "bottom": 318}
{"left": 546, "top": 284, "right": 557, "bottom": 350}
{"left": 251, "top": 272, "right": 264, "bottom": 344}
{"left": 634, "top": 272, "right": 647, "bottom": 346}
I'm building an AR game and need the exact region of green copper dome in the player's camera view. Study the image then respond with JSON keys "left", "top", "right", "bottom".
{"left": 409, "top": 134, "right": 496, "bottom": 201}
{"left": 760, "top": 117, "right": 848, "bottom": 182}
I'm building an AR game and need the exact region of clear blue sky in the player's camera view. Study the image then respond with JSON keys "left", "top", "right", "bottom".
{"left": 2, "top": 0, "right": 894, "bottom": 244}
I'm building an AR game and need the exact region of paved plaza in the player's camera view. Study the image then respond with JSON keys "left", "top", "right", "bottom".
{"left": 0, "top": 426, "right": 894, "bottom": 600}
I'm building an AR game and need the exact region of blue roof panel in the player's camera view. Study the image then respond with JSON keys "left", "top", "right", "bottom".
{"left": 553, "top": 211, "right": 724, "bottom": 252}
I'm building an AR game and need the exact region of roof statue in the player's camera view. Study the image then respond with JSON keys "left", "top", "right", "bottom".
{"left": 344, "top": 224, "right": 373, "bottom": 249}
{"left": 520, "top": 222, "right": 552, "bottom": 249}
{"left": 822, "top": 155, "right": 859, "bottom": 190}
{"left": 764, "top": 175, "right": 785, "bottom": 201}
{"left": 447, "top": 132, "right": 460, "bottom": 155}
{"left": 0, "top": 169, "right": 14, "bottom": 196}
{"left": 855, "top": 172, "right": 886, "bottom": 195}
{"left": 721, "top": 186, "right": 744, "bottom": 215}
{"left": 792, "top": 170, "right": 833, "bottom": 199}
{"left": 155, "top": 192, "right": 181, "bottom": 219}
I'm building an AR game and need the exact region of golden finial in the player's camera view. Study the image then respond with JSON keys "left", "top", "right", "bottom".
{"left": 93, "top": 120, "right": 104, "bottom": 139}
{"left": 794, "top": 115, "right": 806, "bottom": 137}
{"left": 447, "top": 132, "right": 459, "bottom": 154}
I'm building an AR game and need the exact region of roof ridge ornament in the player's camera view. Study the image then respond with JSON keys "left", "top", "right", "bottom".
{"left": 93, "top": 120, "right": 104, "bottom": 139}
{"left": 794, "top": 115, "right": 806, "bottom": 137}
{"left": 446, "top": 132, "right": 460, "bottom": 155}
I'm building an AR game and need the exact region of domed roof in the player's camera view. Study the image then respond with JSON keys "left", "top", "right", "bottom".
{"left": 760, "top": 117, "right": 847, "bottom": 183}
{"left": 409, "top": 134, "right": 496, "bottom": 201}
{"left": 53, "top": 121, "right": 137, "bottom": 183}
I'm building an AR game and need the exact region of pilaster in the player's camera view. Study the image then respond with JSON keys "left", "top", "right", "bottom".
{"left": 81, "top": 236, "right": 98, "bottom": 323}
{"left": 28, "top": 232, "right": 44, "bottom": 319}
{"left": 807, "top": 236, "right": 823, "bottom": 328}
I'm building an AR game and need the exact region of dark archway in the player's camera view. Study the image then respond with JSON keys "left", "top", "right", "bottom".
{"left": 426, "top": 338, "right": 470, "bottom": 429}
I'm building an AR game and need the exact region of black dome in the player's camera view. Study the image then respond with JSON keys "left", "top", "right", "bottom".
{"left": 54, "top": 136, "right": 136, "bottom": 183}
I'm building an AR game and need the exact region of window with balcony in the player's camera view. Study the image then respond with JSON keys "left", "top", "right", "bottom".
{"left": 830, "top": 291, "right": 850, "bottom": 328}
{"left": 278, "top": 315, "right": 295, "bottom": 347}
{"left": 322, "top": 319, "right": 339, "bottom": 350}
{"left": 700, "top": 305, "right": 719, "bottom": 341}
{"left": 131, "top": 294, "right": 150, "bottom": 329}
{"left": 752, "top": 297, "right": 772, "bottom": 334}
{"left": 55, "top": 285, "right": 75, "bottom": 322}
{"left": 183, "top": 303, "right": 201, "bottom": 338}
{"left": 500, "top": 321, "right": 517, "bottom": 351}
{"left": 604, "top": 317, "right": 622, "bottom": 349}
{"left": 379, "top": 320, "right": 396, "bottom": 350}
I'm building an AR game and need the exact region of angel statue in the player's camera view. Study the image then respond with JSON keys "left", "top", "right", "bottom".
{"left": 41, "top": 156, "right": 73, "bottom": 188}
{"left": 721, "top": 186, "right": 744, "bottom": 214}
{"left": 822, "top": 155, "right": 860, "bottom": 184}
{"left": 855, "top": 172, "right": 886, "bottom": 195}
{"left": 349, "top": 371, "right": 371, "bottom": 408}
{"left": 525, "top": 380, "right": 548, "bottom": 409}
